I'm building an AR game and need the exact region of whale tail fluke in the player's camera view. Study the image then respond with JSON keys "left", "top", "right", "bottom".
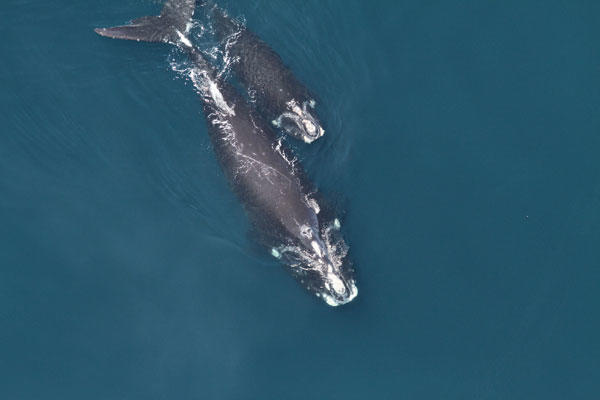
{"left": 94, "top": 0, "right": 196, "bottom": 44}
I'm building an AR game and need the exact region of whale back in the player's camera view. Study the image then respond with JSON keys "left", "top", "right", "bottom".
{"left": 211, "top": 9, "right": 312, "bottom": 117}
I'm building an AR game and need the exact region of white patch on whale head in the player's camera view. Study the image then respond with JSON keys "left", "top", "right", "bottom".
{"left": 274, "top": 219, "right": 357, "bottom": 307}
{"left": 303, "top": 119, "right": 316, "bottom": 134}
{"left": 322, "top": 279, "right": 358, "bottom": 306}
{"left": 300, "top": 224, "right": 313, "bottom": 239}
{"left": 277, "top": 99, "right": 324, "bottom": 143}
{"left": 327, "top": 270, "right": 346, "bottom": 295}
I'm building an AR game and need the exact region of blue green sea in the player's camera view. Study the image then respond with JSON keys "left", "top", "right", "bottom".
{"left": 1, "top": 0, "right": 599, "bottom": 398}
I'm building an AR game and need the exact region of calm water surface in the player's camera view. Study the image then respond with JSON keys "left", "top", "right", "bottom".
{"left": 1, "top": 0, "right": 599, "bottom": 398}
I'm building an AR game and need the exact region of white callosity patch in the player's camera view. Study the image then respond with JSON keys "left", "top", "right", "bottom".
{"left": 291, "top": 103, "right": 303, "bottom": 115}
{"left": 300, "top": 224, "right": 313, "bottom": 239}
{"left": 303, "top": 119, "right": 316, "bottom": 135}
{"left": 327, "top": 269, "right": 346, "bottom": 294}
{"left": 272, "top": 99, "right": 325, "bottom": 143}
{"left": 322, "top": 279, "right": 358, "bottom": 307}
{"left": 274, "top": 219, "right": 357, "bottom": 306}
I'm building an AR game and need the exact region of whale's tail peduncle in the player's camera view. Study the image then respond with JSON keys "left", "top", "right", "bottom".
{"left": 94, "top": 0, "right": 196, "bottom": 44}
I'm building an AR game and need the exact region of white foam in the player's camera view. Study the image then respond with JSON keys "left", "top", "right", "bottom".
{"left": 305, "top": 196, "right": 320, "bottom": 214}
{"left": 311, "top": 240, "right": 323, "bottom": 257}
{"left": 208, "top": 80, "right": 235, "bottom": 116}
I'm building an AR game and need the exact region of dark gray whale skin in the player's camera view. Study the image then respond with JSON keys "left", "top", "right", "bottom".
{"left": 188, "top": 47, "right": 318, "bottom": 250}
{"left": 178, "top": 48, "right": 357, "bottom": 307}
{"left": 210, "top": 7, "right": 326, "bottom": 143}
{"left": 94, "top": 0, "right": 357, "bottom": 306}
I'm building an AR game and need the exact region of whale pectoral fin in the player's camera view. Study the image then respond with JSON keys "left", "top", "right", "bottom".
{"left": 95, "top": 18, "right": 168, "bottom": 43}
{"left": 95, "top": 0, "right": 196, "bottom": 43}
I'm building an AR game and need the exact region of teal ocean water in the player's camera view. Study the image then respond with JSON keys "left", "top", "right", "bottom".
{"left": 1, "top": 0, "right": 599, "bottom": 398}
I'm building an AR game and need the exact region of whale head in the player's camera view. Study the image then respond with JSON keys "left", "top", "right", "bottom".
{"left": 308, "top": 244, "right": 358, "bottom": 307}
{"left": 273, "top": 99, "right": 325, "bottom": 143}
{"left": 275, "top": 220, "right": 357, "bottom": 306}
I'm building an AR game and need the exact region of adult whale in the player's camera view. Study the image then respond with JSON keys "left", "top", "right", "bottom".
{"left": 95, "top": 0, "right": 357, "bottom": 306}
{"left": 208, "top": 5, "right": 326, "bottom": 144}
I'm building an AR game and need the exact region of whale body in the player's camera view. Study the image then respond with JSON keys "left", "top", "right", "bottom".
{"left": 210, "top": 6, "right": 326, "bottom": 144}
{"left": 95, "top": 0, "right": 357, "bottom": 306}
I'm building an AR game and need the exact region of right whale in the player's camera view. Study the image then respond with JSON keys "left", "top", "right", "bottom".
{"left": 209, "top": 6, "right": 326, "bottom": 144}
{"left": 95, "top": 0, "right": 356, "bottom": 306}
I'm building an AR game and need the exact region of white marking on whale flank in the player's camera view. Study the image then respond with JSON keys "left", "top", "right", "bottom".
{"left": 175, "top": 30, "right": 192, "bottom": 48}
{"left": 208, "top": 80, "right": 235, "bottom": 116}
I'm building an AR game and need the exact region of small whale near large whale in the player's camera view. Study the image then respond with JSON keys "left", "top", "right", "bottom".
{"left": 95, "top": 0, "right": 357, "bottom": 306}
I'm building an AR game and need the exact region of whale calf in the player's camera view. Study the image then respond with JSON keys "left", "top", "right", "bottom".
{"left": 209, "top": 6, "right": 325, "bottom": 144}
{"left": 95, "top": 0, "right": 357, "bottom": 306}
